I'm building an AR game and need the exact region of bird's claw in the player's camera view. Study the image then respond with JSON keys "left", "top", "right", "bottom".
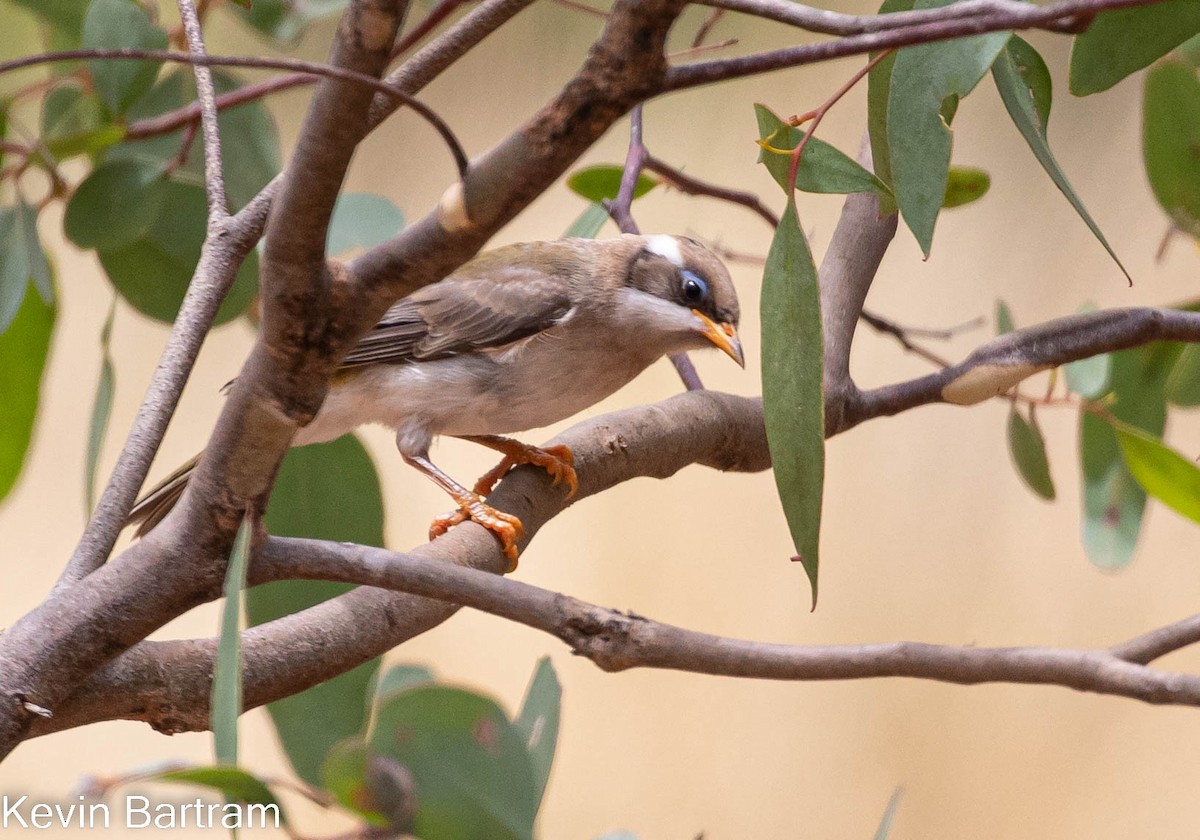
{"left": 472, "top": 443, "right": 578, "bottom": 500}
{"left": 428, "top": 495, "right": 524, "bottom": 572}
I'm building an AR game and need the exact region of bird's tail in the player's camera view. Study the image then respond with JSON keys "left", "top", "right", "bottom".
{"left": 126, "top": 453, "right": 202, "bottom": 537}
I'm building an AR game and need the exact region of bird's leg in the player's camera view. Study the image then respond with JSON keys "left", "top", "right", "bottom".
{"left": 402, "top": 451, "right": 524, "bottom": 571}
{"left": 458, "top": 434, "right": 578, "bottom": 499}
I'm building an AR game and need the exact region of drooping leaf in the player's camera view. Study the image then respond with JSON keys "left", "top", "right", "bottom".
{"left": 563, "top": 203, "right": 609, "bottom": 238}
{"left": 760, "top": 201, "right": 823, "bottom": 607}
{"left": 756, "top": 104, "right": 887, "bottom": 197}
{"left": 866, "top": 0, "right": 917, "bottom": 203}
{"left": 1007, "top": 407, "right": 1055, "bottom": 500}
{"left": 84, "top": 300, "right": 116, "bottom": 513}
{"left": 995, "top": 299, "right": 1014, "bottom": 335}
{"left": 566, "top": 165, "right": 659, "bottom": 203}
{"left": 943, "top": 165, "right": 990, "bottom": 208}
{"left": 97, "top": 181, "right": 259, "bottom": 324}
{"left": 0, "top": 284, "right": 55, "bottom": 505}
{"left": 369, "top": 685, "right": 540, "bottom": 840}
{"left": 213, "top": 516, "right": 252, "bottom": 766}
{"left": 1167, "top": 343, "right": 1200, "bottom": 406}
{"left": 992, "top": 38, "right": 1131, "bottom": 283}
{"left": 154, "top": 766, "right": 285, "bottom": 819}
{"left": 1005, "top": 36, "right": 1052, "bottom": 132}
{"left": 1069, "top": 0, "right": 1200, "bottom": 96}
{"left": 1143, "top": 61, "right": 1200, "bottom": 239}
{"left": 514, "top": 658, "right": 560, "bottom": 807}
{"left": 82, "top": 0, "right": 168, "bottom": 115}
{"left": 253, "top": 435, "right": 384, "bottom": 786}
{"left": 231, "top": 0, "right": 349, "bottom": 41}
{"left": 0, "top": 201, "right": 53, "bottom": 332}
{"left": 105, "top": 69, "right": 281, "bottom": 210}
{"left": 886, "top": 0, "right": 1010, "bottom": 254}
{"left": 65, "top": 159, "right": 168, "bottom": 250}
{"left": 872, "top": 788, "right": 904, "bottom": 840}
{"left": 1111, "top": 419, "right": 1200, "bottom": 524}
{"left": 1078, "top": 345, "right": 1177, "bottom": 568}
{"left": 326, "top": 193, "right": 405, "bottom": 256}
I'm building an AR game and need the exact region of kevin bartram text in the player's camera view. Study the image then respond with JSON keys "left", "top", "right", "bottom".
{"left": 1, "top": 793, "right": 282, "bottom": 830}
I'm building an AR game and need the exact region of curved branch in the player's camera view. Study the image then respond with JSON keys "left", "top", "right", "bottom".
{"left": 665, "top": 0, "right": 1169, "bottom": 91}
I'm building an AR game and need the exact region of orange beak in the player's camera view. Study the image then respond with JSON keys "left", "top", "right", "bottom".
{"left": 693, "top": 310, "right": 745, "bottom": 368}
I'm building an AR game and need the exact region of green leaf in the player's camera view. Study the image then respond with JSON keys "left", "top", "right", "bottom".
{"left": 1005, "top": 36, "right": 1052, "bottom": 133}
{"left": 992, "top": 39, "right": 1131, "bottom": 283}
{"left": 872, "top": 788, "right": 904, "bottom": 840}
{"left": 756, "top": 104, "right": 888, "bottom": 197}
{"left": 97, "top": 180, "right": 259, "bottom": 324}
{"left": 321, "top": 739, "right": 388, "bottom": 824}
{"left": 1111, "top": 419, "right": 1200, "bottom": 524}
{"left": 1178, "top": 32, "right": 1200, "bottom": 67}
{"left": 7, "top": 0, "right": 91, "bottom": 43}
{"left": 1078, "top": 345, "right": 1176, "bottom": 568}
{"left": 1167, "top": 343, "right": 1200, "bottom": 406}
{"left": 213, "top": 516, "right": 252, "bottom": 766}
{"left": 0, "top": 101, "right": 8, "bottom": 173}
{"left": 82, "top": 0, "right": 168, "bottom": 115}
{"left": 1143, "top": 61, "right": 1200, "bottom": 238}
{"left": 65, "top": 159, "right": 168, "bottom": 250}
{"left": 40, "top": 85, "right": 125, "bottom": 161}
{"left": 0, "top": 202, "right": 52, "bottom": 333}
{"left": 995, "top": 299, "right": 1014, "bottom": 335}
{"left": 760, "top": 201, "right": 824, "bottom": 607}
{"left": 228, "top": 0, "right": 253, "bottom": 8}
{"left": 1007, "top": 407, "right": 1055, "bottom": 500}
{"left": 327, "top": 193, "right": 405, "bottom": 256}
{"left": 886, "top": 0, "right": 1010, "bottom": 255}
{"left": 85, "top": 300, "right": 116, "bottom": 513}
{"left": 943, "top": 165, "right": 990, "bottom": 208}
{"left": 563, "top": 203, "right": 609, "bottom": 238}
{"left": 566, "top": 165, "right": 658, "bottom": 203}
{"left": 370, "top": 685, "right": 539, "bottom": 840}
{"left": 514, "top": 658, "right": 560, "bottom": 807}
{"left": 1063, "top": 304, "right": 1112, "bottom": 399}
{"left": 154, "top": 766, "right": 284, "bottom": 816}
{"left": 0, "top": 283, "right": 55, "bottom": 505}
{"left": 866, "top": 0, "right": 917, "bottom": 200}
{"left": 253, "top": 435, "right": 384, "bottom": 786}
{"left": 231, "top": 0, "right": 349, "bottom": 41}
{"left": 1069, "top": 0, "right": 1200, "bottom": 96}
{"left": 372, "top": 665, "right": 435, "bottom": 705}
{"left": 106, "top": 69, "right": 281, "bottom": 210}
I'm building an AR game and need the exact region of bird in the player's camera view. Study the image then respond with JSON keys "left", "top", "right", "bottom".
{"left": 127, "top": 233, "right": 744, "bottom": 569}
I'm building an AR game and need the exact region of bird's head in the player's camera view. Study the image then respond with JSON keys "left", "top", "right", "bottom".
{"left": 619, "top": 234, "right": 744, "bottom": 367}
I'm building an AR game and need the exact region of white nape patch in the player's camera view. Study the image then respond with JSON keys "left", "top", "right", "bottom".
{"left": 645, "top": 234, "right": 683, "bottom": 267}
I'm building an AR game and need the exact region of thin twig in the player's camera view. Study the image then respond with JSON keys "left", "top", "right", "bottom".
{"left": 0, "top": 48, "right": 469, "bottom": 176}
{"left": 125, "top": 73, "right": 316, "bottom": 141}
{"left": 692, "top": 7, "right": 727, "bottom": 46}
{"left": 644, "top": 154, "right": 778, "bottom": 227}
{"left": 389, "top": 0, "right": 470, "bottom": 59}
{"left": 176, "top": 0, "right": 227, "bottom": 219}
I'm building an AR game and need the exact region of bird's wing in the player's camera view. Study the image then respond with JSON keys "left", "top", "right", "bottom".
{"left": 340, "top": 270, "right": 574, "bottom": 367}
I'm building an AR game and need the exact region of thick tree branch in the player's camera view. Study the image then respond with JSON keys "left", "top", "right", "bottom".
{"left": 665, "top": 0, "right": 1169, "bottom": 91}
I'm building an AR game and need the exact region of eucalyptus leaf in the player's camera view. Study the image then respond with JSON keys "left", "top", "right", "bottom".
{"left": 0, "top": 285, "right": 55, "bottom": 505}
{"left": 321, "top": 739, "right": 388, "bottom": 825}
{"left": 756, "top": 104, "right": 887, "bottom": 197}
{"left": 369, "top": 685, "right": 539, "bottom": 840}
{"left": 84, "top": 301, "right": 116, "bottom": 513}
{"left": 154, "top": 767, "right": 284, "bottom": 819}
{"left": 7, "top": 0, "right": 91, "bottom": 43}
{"left": 1143, "top": 61, "right": 1200, "bottom": 238}
{"left": 1069, "top": 0, "right": 1200, "bottom": 96}
{"left": 943, "top": 165, "right": 990, "bottom": 208}
{"left": 514, "top": 658, "right": 560, "bottom": 807}
{"left": 213, "top": 517, "right": 252, "bottom": 766}
{"left": 231, "top": 0, "right": 349, "bottom": 41}
{"left": 253, "top": 435, "right": 385, "bottom": 786}
{"left": 1167, "top": 343, "right": 1200, "bottom": 406}
{"left": 866, "top": 0, "right": 917, "bottom": 206}
{"left": 372, "top": 665, "right": 435, "bottom": 705}
{"left": 992, "top": 39, "right": 1131, "bottom": 283}
{"left": 65, "top": 159, "right": 167, "bottom": 251}
{"left": 563, "top": 203, "right": 609, "bottom": 238}
{"left": 566, "top": 165, "right": 659, "bottom": 203}
{"left": 97, "top": 181, "right": 258, "bottom": 324}
{"left": 872, "top": 788, "right": 904, "bottom": 840}
{"left": 760, "top": 201, "right": 823, "bottom": 607}
{"left": 82, "top": 0, "right": 168, "bottom": 115}
{"left": 0, "top": 202, "right": 53, "bottom": 333}
{"left": 886, "top": 0, "right": 1009, "bottom": 254}
{"left": 327, "top": 193, "right": 405, "bottom": 256}
{"left": 1007, "top": 407, "right": 1055, "bottom": 500}
{"left": 995, "top": 299, "right": 1014, "bottom": 335}
{"left": 1112, "top": 420, "right": 1200, "bottom": 524}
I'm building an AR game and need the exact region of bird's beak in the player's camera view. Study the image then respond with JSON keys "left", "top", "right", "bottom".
{"left": 692, "top": 310, "right": 745, "bottom": 368}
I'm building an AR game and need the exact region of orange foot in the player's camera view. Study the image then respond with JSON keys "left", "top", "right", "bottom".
{"left": 428, "top": 494, "right": 525, "bottom": 572}
{"left": 472, "top": 442, "right": 578, "bottom": 499}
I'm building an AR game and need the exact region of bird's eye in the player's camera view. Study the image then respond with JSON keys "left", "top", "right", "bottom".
{"left": 681, "top": 270, "right": 708, "bottom": 303}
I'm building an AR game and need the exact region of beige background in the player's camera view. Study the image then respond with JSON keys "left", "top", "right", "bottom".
{"left": 3, "top": 3, "right": 1200, "bottom": 837}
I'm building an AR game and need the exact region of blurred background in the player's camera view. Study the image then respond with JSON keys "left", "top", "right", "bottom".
{"left": 2, "top": 1, "right": 1199, "bottom": 836}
